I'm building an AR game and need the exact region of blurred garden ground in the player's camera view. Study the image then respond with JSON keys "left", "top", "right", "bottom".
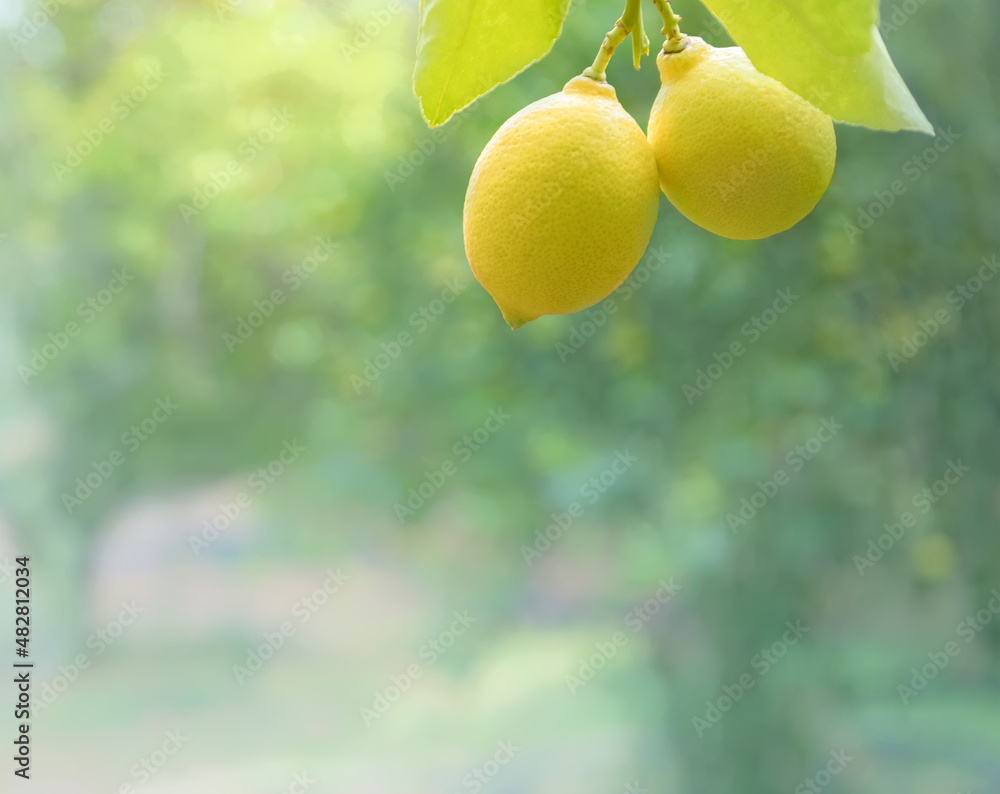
{"left": 0, "top": 0, "right": 998, "bottom": 791}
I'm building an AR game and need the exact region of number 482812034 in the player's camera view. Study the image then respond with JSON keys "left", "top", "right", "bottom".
{"left": 15, "top": 557, "right": 30, "bottom": 656}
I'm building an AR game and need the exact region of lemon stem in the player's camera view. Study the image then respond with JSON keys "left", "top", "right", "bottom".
{"left": 583, "top": 0, "right": 648, "bottom": 82}
{"left": 652, "top": 0, "right": 689, "bottom": 52}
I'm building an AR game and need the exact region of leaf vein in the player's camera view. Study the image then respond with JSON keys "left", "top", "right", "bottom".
{"left": 431, "top": 0, "right": 480, "bottom": 123}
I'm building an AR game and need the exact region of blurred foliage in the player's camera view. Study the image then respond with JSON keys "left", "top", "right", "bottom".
{"left": 0, "top": 0, "right": 999, "bottom": 791}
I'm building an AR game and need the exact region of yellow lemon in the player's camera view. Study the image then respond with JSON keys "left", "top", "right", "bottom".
{"left": 464, "top": 76, "right": 660, "bottom": 329}
{"left": 647, "top": 37, "right": 836, "bottom": 240}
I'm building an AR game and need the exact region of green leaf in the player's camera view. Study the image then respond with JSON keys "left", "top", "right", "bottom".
{"left": 699, "top": 0, "right": 933, "bottom": 134}
{"left": 414, "top": 0, "right": 571, "bottom": 127}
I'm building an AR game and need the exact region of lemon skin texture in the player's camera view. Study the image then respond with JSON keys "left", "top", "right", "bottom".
{"left": 463, "top": 76, "right": 660, "bottom": 329}
{"left": 648, "top": 37, "right": 836, "bottom": 241}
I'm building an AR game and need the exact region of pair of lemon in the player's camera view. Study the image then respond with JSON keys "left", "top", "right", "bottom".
{"left": 463, "top": 37, "right": 836, "bottom": 329}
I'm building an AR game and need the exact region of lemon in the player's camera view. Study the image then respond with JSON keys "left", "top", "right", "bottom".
{"left": 647, "top": 37, "right": 836, "bottom": 240}
{"left": 463, "top": 76, "right": 660, "bottom": 329}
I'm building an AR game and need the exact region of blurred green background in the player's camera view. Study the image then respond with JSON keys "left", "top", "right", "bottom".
{"left": 0, "top": 0, "right": 998, "bottom": 791}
